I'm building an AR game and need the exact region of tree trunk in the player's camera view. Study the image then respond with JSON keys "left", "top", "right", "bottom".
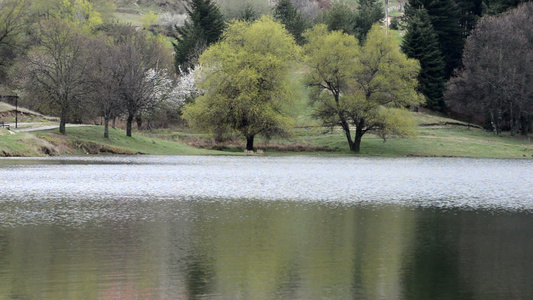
{"left": 353, "top": 119, "right": 366, "bottom": 153}
{"left": 59, "top": 118, "right": 66, "bottom": 135}
{"left": 339, "top": 119, "right": 355, "bottom": 151}
{"left": 136, "top": 115, "right": 143, "bottom": 130}
{"left": 112, "top": 116, "right": 116, "bottom": 129}
{"left": 59, "top": 108, "right": 67, "bottom": 134}
{"left": 104, "top": 116, "right": 110, "bottom": 138}
{"left": 246, "top": 135, "right": 255, "bottom": 151}
{"left": 126, "top": 114, "right": 134, "bottom": 137}
{"left": 521, "top": 115, "right": 529, "bottom": 137}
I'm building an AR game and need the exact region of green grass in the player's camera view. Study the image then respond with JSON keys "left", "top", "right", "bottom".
{"left": 270, "top": 125, "right": 533, "bottom": 158}
{"left": 0, "top": 130, "right": 54, "bottom": 156}
{"left": 36, "top": 126, "right": 233, "bottom": 156}
{"left": 0, "top": 126, "right": 236, "bottom": 157}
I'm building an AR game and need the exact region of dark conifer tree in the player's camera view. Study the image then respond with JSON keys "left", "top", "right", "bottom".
{"left": 353, "top": 0, "right": 385, "bottom": 42}
{"left": 172, "top": 0, "right": 225, "bottom": 74}
{"left": 402, "top": 9, "right": 446, "bottom": 110}
{"left": 404, "top": 0, "right": 464, "bottom": 78}
{"left": 274, "top": 0, "right": 310, "bottom": 45}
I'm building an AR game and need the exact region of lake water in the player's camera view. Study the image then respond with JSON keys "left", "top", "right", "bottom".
{"left": 0, "top": 156, "right": 532, "bottom": 299}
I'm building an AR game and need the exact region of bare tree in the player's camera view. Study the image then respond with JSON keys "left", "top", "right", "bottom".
{"left": 86, "top": 35, "right": 124, "bottom": 138}
{"left": 111, "top": 27, "right": 171, "bottom": 137}
{"left": 446, "top": 3, "right": 533, "bottom": 135}
{"left": 24, "top": 20, "right": 91, "bottom": 134}
{"left": 0, "top": 0, "right": 29, "bottom": 83}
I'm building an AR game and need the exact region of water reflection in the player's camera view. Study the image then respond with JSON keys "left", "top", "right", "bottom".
{"left": 0, "top": 156, "right": 532, "bottom": 299}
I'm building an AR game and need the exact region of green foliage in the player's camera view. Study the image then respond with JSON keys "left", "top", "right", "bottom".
{"left": 401, "top": 8, "right": 446, "bottom": 110}
{"left": 274, "top": 0, "right": 310, "bottom": 45}
{"left": 183, "top": 16, "right": 301, "bottom": 151}
{"left": 320, "top": 1, "right": 357, "bottom": 34}
{"left": 31, "top": 0, "right": 104, "bottom": 31}
{"left": 304, "top": 24, "right": 422, "bottom": 152}
{"left": 172, "top": 0, "right": 225, "bottom": 73}
{"left": 141, "top": 11, "right": 158, "bottom": 28}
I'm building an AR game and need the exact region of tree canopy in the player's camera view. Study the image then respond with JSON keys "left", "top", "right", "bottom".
{"left": 183, "top": 16, "right": 300, "bottom": 151}
{"left": 304, "top": 24, "right": 422, "bottom": 153}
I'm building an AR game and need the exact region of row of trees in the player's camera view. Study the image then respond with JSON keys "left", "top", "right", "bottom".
{"left": 173, "top": 0, "right": 386, "bottom": 74}
{"left": 182, "top": 16, "right": 421, "bottom": 152}
{"left": 446, "top": 2, "right": 533, "bottom": 135}
{"left": 19, "top": 20, "right": 171, "bottom": 136}
{"left": 401, "top": 0, "right": 531, "bottom": 111}
{"left": 0, "top": 0, "right": 181, "bottom": 137}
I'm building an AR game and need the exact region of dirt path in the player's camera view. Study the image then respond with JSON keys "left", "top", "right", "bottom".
{"left": 8, "top": 123, "right": 93, "bottom": 132}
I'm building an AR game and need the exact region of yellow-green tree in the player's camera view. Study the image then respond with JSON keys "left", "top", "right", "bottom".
{"left": 304, "top": 24, "right": 422, "bottom": 153}
{"left": 183, "top": 16, "right": 300, "bottom": 151}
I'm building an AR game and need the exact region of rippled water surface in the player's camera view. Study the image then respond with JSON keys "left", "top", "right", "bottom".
{"left": 0, "top": 156, "right": 532, "bottom": 299}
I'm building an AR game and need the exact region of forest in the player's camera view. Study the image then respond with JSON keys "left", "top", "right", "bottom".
{"left": 0, "top": 0, "right": 531, "bottom": 153}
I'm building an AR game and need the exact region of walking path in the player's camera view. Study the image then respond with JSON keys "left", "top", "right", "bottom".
{"left": 6, "top": 122, "right": 93, "bottom": 133}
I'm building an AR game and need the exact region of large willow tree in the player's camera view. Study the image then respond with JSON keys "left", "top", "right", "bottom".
{"left": 183, "top": 16, "right": 300, "bottom": 151}
{"left": 304, "top": 24, "right": 421, "bottom": 153}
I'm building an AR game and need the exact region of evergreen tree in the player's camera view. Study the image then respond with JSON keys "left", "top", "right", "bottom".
{"left": 402, "top": 9, "right": 446, "bottom": 110}
{"left": 405, "top": 0, "right": 464, "bottom": 78}
{"left": 456, "top": 0, "right": 483, "bottom": 37}
{"left": 274, "top": 0, "right": 310, "bottom": 45}
{"left": 172, "top": 0, "right": 225, "bottom": 74}
{"left": 353, "top": 0, "right": 385, "bottom": 42}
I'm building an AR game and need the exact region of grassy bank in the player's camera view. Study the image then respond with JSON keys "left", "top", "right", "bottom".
{"left": 0, "top": 126, "right": 229, "bottom": 157}
{"left": 2, "top": 103, "right": 533, "bottom": 158}
{"left": 147, "top": 112, "right": 533, "bottom": 159}
{"left": 2, "top": 119, "right": 533, "bottom": 158}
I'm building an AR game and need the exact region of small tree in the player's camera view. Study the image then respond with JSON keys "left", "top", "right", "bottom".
{"left": 183, "top": 16, "right": 300, "bottom": 151}
{"left": 304, "top": 24, "right": 421, "bottom": 153}
{"left": 87, "top": 34, "right": 124, "bottom": 138}
{"left": 113, "top": 28, "right": 171, "bottom": 137}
